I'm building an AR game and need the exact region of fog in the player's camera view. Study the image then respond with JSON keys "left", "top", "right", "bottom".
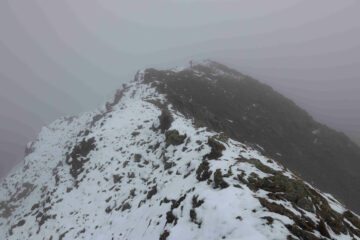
{"left": 1, "top": 0, "right": 360, "bottom": 177}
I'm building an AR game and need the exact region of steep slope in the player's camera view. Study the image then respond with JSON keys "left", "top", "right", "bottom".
{"left": 0, "top": 64, "right": 360, "bottom": 240}
{"left": 143, "top": 61, "right": 360, "bottom": 214}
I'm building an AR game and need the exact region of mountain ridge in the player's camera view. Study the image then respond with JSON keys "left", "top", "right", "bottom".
{"left": 0, "top": 61, "right": 360, "bottom": 240}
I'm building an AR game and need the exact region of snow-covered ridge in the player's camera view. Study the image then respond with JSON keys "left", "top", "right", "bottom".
{"left": 1, "top": 69, "right": 360, "bottom": 240}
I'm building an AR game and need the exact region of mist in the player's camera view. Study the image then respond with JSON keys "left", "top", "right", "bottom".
{"left": 1, "top": 0, "right": 360, "bottom": 178}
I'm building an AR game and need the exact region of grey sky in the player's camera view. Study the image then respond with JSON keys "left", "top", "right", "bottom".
{"left": 1, "top": 0, "right": 360, "bottom": 177}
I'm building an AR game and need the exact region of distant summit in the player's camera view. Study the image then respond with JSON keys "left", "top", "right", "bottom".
{"left": 1, "top": 61, "right": 360, "bottom": 240}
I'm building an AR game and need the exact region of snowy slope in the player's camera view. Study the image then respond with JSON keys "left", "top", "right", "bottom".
{"left": 1, "top": 66, "right": 360, "bottom": 240}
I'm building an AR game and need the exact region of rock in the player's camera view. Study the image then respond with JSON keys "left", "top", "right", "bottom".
{"left": 165, "top": 130, "right": 186, "bottom": 147}
{"left": 205, "top": 137, "right": 225, "bottom": 160}
{"left": 158, "top": 109, "right": 173, "bottom": 133}
{"left": 213, "top": 169, "right": 229, "bottom": 189}
{"left": 196, "top": 161, "right": 212, "bottom": 181}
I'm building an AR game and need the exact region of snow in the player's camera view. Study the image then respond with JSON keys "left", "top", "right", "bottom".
{"left": 0, "top": 67, "right": 358, "bottom": 240}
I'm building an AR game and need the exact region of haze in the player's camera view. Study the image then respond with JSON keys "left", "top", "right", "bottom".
{"left": 1, "top": 0, "right": 360, "bottom": 178}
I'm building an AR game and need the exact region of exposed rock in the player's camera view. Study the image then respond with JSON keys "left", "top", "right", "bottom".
{"left": 204, "top": 137, "right": 225, "bottom": 160}
{"left": 66, "top": 137, "right": 96, "bottom": 181}
{"left": 213, "top": 169, "right": 229, "bottom": 189}
{"left": 165, "top": 130, "right": 186, "bottom": 147}
{"left": 134, "top": 154, "right": 142, "bottom": 162}
{"left": 147, "top": 186, "right": 157, "bottom": 200}
{"left": 112, "top": 174, "right": 122, "bottom": 184}
{"left": 158, "top": 109, "right": 173, "bottom": 133}
{"left": 159, "top": 230, "right": 170, "bottom": 240}
{"left": 196, "top": 160, "right": 212, "bottom": 181}
{"left": 9, "top": 219, "right": 25, "bottom": 235}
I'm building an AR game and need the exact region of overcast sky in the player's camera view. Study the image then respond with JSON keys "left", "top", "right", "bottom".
{"left": 1, "top": 0, "right": 360, "bottom": 177}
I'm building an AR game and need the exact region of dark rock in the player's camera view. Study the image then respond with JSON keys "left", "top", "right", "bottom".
{"left": 128, "top": 172, "right": 135, "bottom": 179}
{"left": 261, "top": 216, "right": 274, "bottom": 225}
{"left": 317, "top": 220, "right": 331, "bottom": 238}
{"left": 158, "top": 109, "right": 173, "bottom": 133}
{"left": 66, "top": 137, "right": 96, "bottom": 181}
{"left": 196, "top": 160, "right": 212, "bottom": 181}
{"left": 205, "top": 138, "right": 225, "bottom": 160}
{"left": 147, "top": 186, "right": 157, "bottom": 200}
{"left": 189, "top": 209, "right": 197, "bottom": 223}
{"left": 285, "top": 224, "right": 321, "bottom": 240}
{"left": 90, "top": 114, "right": 104, "bottom": 127}
{"left": 192, "top": 195, "right": 204, "bottom": 208}
{"left": 213, "top": 169, "right": 229, "bottom": 189}
{"left": 159, "top": 230, "right": 170, "bottom": 240}
{"left": 131, "top": 131, "right": 140, "bottom": 137}
{"left": 121, "top": 203, "right": 131, "bottom": 212}
{"left": 134, "top": 154, "right": 142, "bottom": 162}
{"left": 113, "top": 174, "right": 122, "bottom": 184}
{"left": 165, "top": 130, "right": 186, "bottom": 147}
{"left": 166, "top": 211, "right": 177, "bottom": 225}
{"left": 105, "top": 206, "right": 112, "bottom": 214}
{"left": 9, "top": 219, "right": 26, "bottom": 235}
